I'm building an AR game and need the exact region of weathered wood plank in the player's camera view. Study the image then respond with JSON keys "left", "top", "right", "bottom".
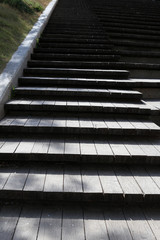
{"left": 146, "top": 166, "right": 160, "bottom": 189}
{"left": 124, "top": 207, "right": 156, "bottom": 240}
{"left": 94, "top": 140, "right": 113, "bottom": 157}
{"left": 82, "top": 167, "right": 102, "bottom": 193}
{"left": 98, "top": 166, "right": 123, "bottom": 194}
{"left": 64, "top": 165, "right": 82, "bottom": 192}
{"left": 11, "top": 117, "right": 28, "bottom": 126}
{"left": 31, "top": 139, "right": 50, "bottom": 153}
{"left": 24, "top": 168, "right": 46, "bottom": 191}
{"left": 0, "top": 205, "right": 21, "bottom": 240}
{"left": 4, "top": 168, "right": 28, "bottom": 190}
{"left": 0, "top": 168, "right": 12, "bottom": 190}
{"left": 0, "top": 139, "right": 20, "bottom": 153}
{"left": 62, "top": 206, "right": 85, "bottom": 240}
{"left": 25, "top": 117, "right": 40, "bottom": 126}
{"left": 114, "top": 166, "right": 142, "bottom": 194}
{"left": 130, "top": 166, "right": 160, "bottom": 194}
{"left": 104, "top": 207, "right": 132, "bottom": 240}
{"left": 39, "top": 118, "right": 53, "bottom": 127}
{"left": 124, "top": 140, "right": 146, "bottom": 157}
{"left": 109, "top": 140, "right": 130, "bottom": 159}
{"left": 48, "top": 139, "right": 65, "bottom": 154}
{"left": 66, "top": 117, "right": 79, "bottom": 128}
{"left": 13, "top": 205, "right": 41, "bottom": 240}
{"left": 53, "top": 118, "right": 66, "bottom": 127}
{"left": 44, "top": 165, "right": 63, "bottom": 192}
{"left": 15, "top": 139, "right": 35, "bottom": 154}
{"left": 37, "top": 206, "right": 62, "bottom": 240}
{"left": 144, "top": 207, "right": 160, "bottom": 239}
{"left": 80, "top": 140, "right": 97, "bottom": 155}
{"left": 65, "top": 139, "right": 80, "bottom": 155}
{"left": 84, "top": 207, "right": 109, "bottom": 240}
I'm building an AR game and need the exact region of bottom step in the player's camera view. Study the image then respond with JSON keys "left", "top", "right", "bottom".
{"left": 0, "top": 204, "right": 160, "bottom": 240}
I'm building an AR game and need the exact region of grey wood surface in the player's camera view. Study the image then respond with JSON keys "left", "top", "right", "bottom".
{"left": 13, "top": 205, "right": 41, "bottom": 240}
{"left": 105, "top": 207, "right": 132, "bottom": 240}
{"left": 114, "top": 166, "right": 142, "bottom": 194}
{"left": 64, "top": 165, "right": 82, "bottom": 192}
{"left": 38, "top": 206, "right": 62, "bottom": 240}
{"left": 44, "top": 166, "right": 63, "bottom": 192}
{"left": 124, "top": 207, "right": 156, "bottom": 240}
{"left": 98, "top": 166, "right": 123, "bottom": 194}
{"left": 62, "top": 206, "right": 85, "bottom": 240}
{"left": 0, "top": 205, "right": 21, "bottom": 240}
{"left": 24, "top": 168, "right": 46, "bottom": 191}
{"left": 84, "top": 207, "right": 109, "bottom": 240}
{"left": 15, "top": 139, "right": 35, "bottom": 153}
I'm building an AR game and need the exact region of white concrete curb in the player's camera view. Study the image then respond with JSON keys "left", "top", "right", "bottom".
{"left": 0, "top": 0, "right": 58, "bottom": 119}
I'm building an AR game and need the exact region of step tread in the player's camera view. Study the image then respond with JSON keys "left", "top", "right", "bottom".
{"left": 0, "top": 136, "right": 160, "bottom": 163}
{"left": 0, "top": 204, "right": 160, "bottom": 239}
{"left": 143, "top": 100, "right": 160, "bottom": 115}
{"left": 1, "top": 164, "right": 160, "bottom": 198}
{"left": 14, "top": 87, "right": 142, "bottom": 99}
{"left": 0, "top": 116, "right": 158, "bottom": 135}
{"left": 5, "top": 100, "right": 151, "bottom": 115}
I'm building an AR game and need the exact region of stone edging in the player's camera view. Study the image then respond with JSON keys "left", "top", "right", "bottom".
{"left": 0, "top": 0, "right": 58, "bottom": 119}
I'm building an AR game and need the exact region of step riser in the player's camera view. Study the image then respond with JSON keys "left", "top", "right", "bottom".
{"left": 38, "top": 43, "right": 114, "bottom": 49}
{"left": 39, "top": 38, "right": 110, "bottom": 44}
{"left": 0, "top": 126, "right": 157, "bottom": 136}
{"left": 43, "top": 28, "right": 106, "bottom": 34}
{"left": 18, "top": 78, "right": 132, "bottom": 88}
{"left": 41, "top": 34, "right": 109, "bottom": 39}
{"left": 0, "top": 153, "right": 159, "bottom": 164}
{"left": 31, "top": 54, "right": 120, "bottom": 62}
{"left": 1, "top": 191, "right": 159, "bottom": 204}
{"left": 27, "top": 61, "right": 160, "bottom": 71}
{"left": 18, "top": 78, "right": 160, "bottom": 88}
{"left": 5, "top": 105, "right": 150, "bottom": 115}
{"left": 34, "top": 48, "right": 117, "bottom": 54}
{"left": 23, "top": 69, "right": 129, "bottom": 79}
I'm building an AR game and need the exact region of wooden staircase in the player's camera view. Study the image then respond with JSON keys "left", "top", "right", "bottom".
{"left": 1, "top": 0, "right": 160, "bottom": 239}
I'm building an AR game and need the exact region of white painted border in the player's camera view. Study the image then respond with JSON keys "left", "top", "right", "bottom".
{"left": 0, "top": 0, "right": 58, "bottom": 119}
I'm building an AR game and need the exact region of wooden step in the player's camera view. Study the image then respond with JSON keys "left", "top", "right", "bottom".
{"left": 27, "top": 60, "right": 160, "bottom": 71}
{"left": 14, "top": 87, "right": 142, "bottom": 101}
{"left": 5, "top": 100, "right": 151, "bottom": 115}
{"left": 19, "top": 77, "right": 160, "bottom": 88}
{"left": 103, "top": 26, "right": 160, "bottom": 37}
{"left": 34, "top": 47, "right": 117, "bottom": 55}
{"left": 31, "top": 53, "right": 120, "bottom": 62}
{"left": 0, "top": 116, "right": 158, "bottom": 136}
{"left": 23, "top": 68, "right": 129, "bottom": 79}
{"left": 1, "top": 204, "right": 160, "bottom": 239}
{"left": 38, "top": 42, "right": 114, "bottom": 49}
{"left": 39, "top": 37, "right": 111, "bottom": 44}
{"left": 144, "top": 99, "right": 160, "bottom": 116}
{"left": 0, "top": 136, "right": 160, "bottom": 164}
{"left": 112, "top": 40, "right": 160, "bottom": 50}
{"left": 42, "top": 33, "right": 109, "bottom": 39}
{"left": 1, "top": 164, "right": 160, "bottom": 203}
